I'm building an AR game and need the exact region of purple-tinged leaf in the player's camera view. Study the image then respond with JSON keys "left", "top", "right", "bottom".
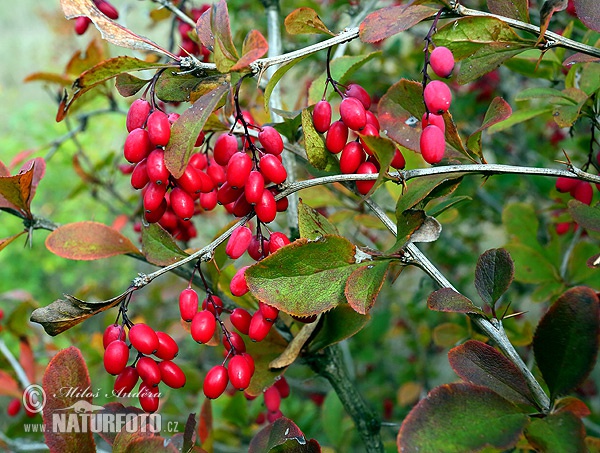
{"left": 428, "top": 288, "right": 485, "bottom": 315}
{"left": 0, "top": 231, "right": 27, "bottom": 252}
{"left": 449, "top": 340, "right": 537, "bottom": 406}
{"left": 573, "top": 0, "right": 600, "bottom": 32}
{"left": 345, "top": 260, "right": 391, "bottom": 314}
{"left": 474, "top": 248, "right": 514, "bottom": 306}
{"left": 195, "top": 7, "right": 213, "bottom": 51}
{"left": 563, "top": 53, "right": 600, "bottom": 67}
{"left": 249, "top": 417, "right": 316, "bottom": 453}
{"left": 466, "top": 97, "right": 512, "bottom": 159}
{"left": 568, "top": 200, "right": 600, "bottom": 232}
{"left": 533, "top": 286, "right": 600, "bottom": 399}
{"left": 487, "top": 0, "right": 530, "bottom": 23}
{"left": 554, "top": 396, "right": 591, "bottom": 418}
{"left": 211, "top": 0, "right": 239, "bottom": 72}
{"left": 96, "top": 403, "right": 145, "bottom": 446}
{"left": 359, "top": 4, "right": 437, "bottom": 43}
{"left": 525, "top": 412, "right": 586, "bottom": 452}
{"left": 230, "top": 29, "right": 269, "bottom": 72}
{"left": 397, "top": 383, "right": 528, "bottom": 451}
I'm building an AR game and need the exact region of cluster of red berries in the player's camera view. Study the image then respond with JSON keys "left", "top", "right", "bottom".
{"left": 103, "top": 323, "right": 185, "bottom": 413}
{"left": 176, "top": 5, "right": 211, "bottom": 61}
{"left": 420, "top": 46, "right": 455, "bottom": 164}
{"left": 312, "top": 83, "right": 405, "bottom": 195}
{"left": 74, "top": 0, "right": 119, "bottom": 35}
{"left": 251, "top": 376, "right": 291, "bottom": 424}
{"left": 554, "top": 173, "right": 597, "bottom": 234}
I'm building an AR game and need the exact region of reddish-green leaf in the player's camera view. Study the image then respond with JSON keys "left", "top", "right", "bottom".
{"left": 554, "top": 396, "right": 591, "bottom": 418}
{"left": 244, "top": 329, "right": 288, "bottom": 396}
{"left": 195, "top": 7, "right": 213, "bottom": 50}
{"left": 117, "top": 437, "right": 178, "bottom": 453}
{"left": 210, "top": 0, "right": 239, "bottom": 72}
{"left": 198, "top": 399, "right": 212, "bottom": 446}
{"left": 115, "top": 73, "right": 150, "bottom": 97}
{"left": 298, "top": 199, "right": 339, "bottom": 240}
{"left": 300, "top": 107, "right": 339, "bottom": 173}
{"left": 154, "top": 71, "right": 227, "bottom": 103}
{"left": 345, "top": 260, "right": 391, "bottom": 314}
{"left": 359, "top": 4, "right": 437, "bottom": 43}
{"left": 0, "top": 162, "right": 36, "bottom": 215}
{"left": 95, "top": 403, "right": 145, "bottom": 446}
{"left": 568, "top": 200, "right": 600, "bottom": 232}
{"left": 45, "top": 221, "right": 140, "bottom": 260}
{"left": 249, "top": 417, "right": 311, "bottom": 453}
{"left": 533, "top": 286, "right": 600, "bottom": 399}
{"left": 572, "top": 0, "right": 600, "bottom": 31}
{"left": 428, "top": 288, "right": 485, "bottom": 315}
{"left": 141, "top": 223, "right": 188, "bottom": 266}
{"left": 466, "top": 97, "right": 512, "bottom": 159}
{"left": 230, "top": 29, "right": 269, "bottom": 71}
{"left": 474, "top": 248, "right": 514, "bottom": 306}
{"left": 308, "top": 304, "right": 371, "bottom": 353}
{"left": 42, "top": 347, "right": 96, "bottom": 453}
{"left": 487, "top": 0, "right": 530, "bottom": 22}
{"left": 449, "top": 340, "right": 537, "bottom": 406}
{"left": 359, "top": 134, "right": 397, "bottom": 196}
{"left": 165, "top": 82, "right": 229, "bottom": 178}
{"left": 397, "top": 383, "right": 528, "bottom": 452}
{"left": 112, "top": 415, "right": 164, "bottom": 453}
{"left": 284, "top": 7, "right": 333, "bottom": 36}
{"left": 0, "top": 370, "right": 22, "bottom": 398}
{"left": 0, "top": 231, "right": 27, "bottom": 252}
{"left": 525, "top": 412, "right": 586, "bottom": 452}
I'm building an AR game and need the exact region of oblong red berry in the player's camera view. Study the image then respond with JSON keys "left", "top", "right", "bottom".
{"left": 114, "top": 366, "right": 139, "bottom": 396}
{"left": 131, "top": 159, "right": 149, "bottom": 190}
{"left": 228, "top": 354, "right": 253, "bottom": 390}
{"left": 390, "top": 149, "right": 406, "bottom": 169}
{"left": 227, "top": 152, "right": 253, "bottom": 188}
{"left": 96, "top": 0, "right": 119, "bottom": 19}
{"left": 217, "top": 182, "right": 244, "bottom": 205}
{"left": 214, "top": 134, "right": 239, "bottom": 166}
{"left": 203, "top": 365, "right": 229, "bottom": 399}
{"left": 313, "top": 100, "right": 332, "bottom": 133}
{"left": 74, "top": 16, "right": 91, "bottom": 35}
{"left": 143, "top": 182, "right": 168, "bottom": 213}
{"left": 424, "top": 80, "right": 452, "bottom": 114}
{"left": 202, "top": 295, "right": 224, "bottom": 315}
{"left": 126, "top": 99, "right": 150, "bottom": 132}
{"left": 255, "top": 189, "right": 277, "bottom": 223}
{"left": 191, "top": 310, "right": 216, "bottom": 344}
{"left": 355, "top": 162, "right": 378, "bottom": 195}
{"left": 230, "top": 265, "right": 250, "bottom": 297}
{"left": 104, "top": 340, "right": 129, "bottom": 375}
{"left": 258, "top": 126, "right": 284, "bottom": 155}
{"left": 176, "top": 165, "right": 205, "bottom": 194}
{"left": 555, "top": 177, "right": 579, "bottom": 193}
{"left": 124, "top": 128, "right": 152, "bottom": 163}
{"left": 154, "top": 331, "right": 179, "bottom": 361}
{"left": 230, "top": 307, "right": 252, "bottom": 335}
{"left": 129, "top": 323, "right": 159, "bottom": 355}
{"left": 340, "top": 97, "right": 367, "bottom": 131}
{"left": 248, "top": 234, "right": 269, "bottom": 261}
{"left": 232, "top": 193, "right": 253, "bottom": 217}
{"left": 147, "top": 111, "right": 171, "bottom": 147}
{"left": 421, "top": 112, "right": 446, "bottom": 134}
{"left": 223, "top": 331, "right": 246, "bottom": 353}
{"left": 103, "top": 324, "right": 126, "bottom": 349}
{"left": 430, "top": 46, "right": 455, "bottom": 78}
{"left": 158, "top": 360, "right": 186, "bottom": 389}
{"left": 170, "top": 187, "right": 195, "bottom": 220}
{"left": 7, "top": 398, "right": 21, "bottom": 417}
{"left": 249, "top": 311, "right": 273, "bottom": 342}
{"left": 245, "top": 171, "right": 265, "bottom": 205}
{"left": 264, "top": 386, "right": 281, "bottom": 412}
{"left": 260, "top": 154, "right": 287, "bottom": 185}
{"left": 573, "top": 181, "right": 593, "bottom": 205}
{"left": 179, "top": 287, "right": 199, "bottom": 322}
{"left": 268, "top": 232, "right": 290, "bottom": 253}
{"left": 144, "top": 198, "right": 167, "bottom": 223}
{"left": 325, "top": 121, "right": 349, "bottom": 154}
{"left": 226, "top": 225, "right": 252, "bottom": 259}
{"left": 137, "top": 356, "right": 161, "bottom": 387}
{"left": 207, "top": 160, "right": 227, "bottom": 186}
{"left": 200, "top": 190, "right": 218, "bottom": 211}
{"left": 345, "top": 84, "right": 371, "bottom": 110}
{"left": 259, "top": 302, "right": 279, "bottom": 322}
{"left": 146, "top": 148, "right": 170, "bottom": 185}
{"left": 274, "top": 376, "right": 290, "bottom": 398}
{"left": 339, "top": 141, "right": 366, "bottom": 174}
{"left": 359, "top": 123, "right": 380, "bottom": 155}
{"left": 138, "top": 382, "right": 160, "bottom": 413}
{"left": 420, "top": 125, "right": 446, "bottom": 164}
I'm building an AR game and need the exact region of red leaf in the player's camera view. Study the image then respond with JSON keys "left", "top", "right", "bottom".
{"left": 20, "top": 339, "right": 37, "bottom": 385}
{"left": 0, "top": 231, "right": 27, "bottom": 252}
{"left": 360, "top": 4, "right": 437, "bottom": 43}
{"left": 42, "top": 347, "right": 96, "bottom": 453}
{"left": 0, "top": 370, "right": 22, "bottom": 398}
{"left": 427, "top": 288, "right": 485, "bottom": 315}
{"left": 230, "top": 29, "right": 269, "bottom": 72}
{"left": 45, "top": 221, "right": 141, "bottom": 260}
{"left": 194, "top": 7, "right": 213, "bottom": 51}
{"left": 198, "top": 398, "right": 212, "bottom": 444}
{"left": 573, "top": 0, "right": 600, "bottom": 32}
{"left": 0, "top": 161, "right": 37, "bottom": 216}
{"left": 554, "top": 396, "right": 591, "bottom": 418}
{"left": 248, "top": 417, "right": 309, "bottom": 452}
{"left": 96, "top": 402, "right": 145, "bottom": 446}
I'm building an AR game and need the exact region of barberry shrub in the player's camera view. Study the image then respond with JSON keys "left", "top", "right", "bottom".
{"left": 1, "top": 0, "right": 600, "bottom": 452}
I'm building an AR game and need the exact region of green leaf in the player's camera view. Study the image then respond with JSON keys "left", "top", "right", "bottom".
{"left": 308, "top": 304, "right": 371, "bottom": 353}
{"left": 155, "top": 70, "right": 227, "bottom": 103}
{"left": 474, "top": 248, "right": 514, "bottom": 306}
{"left": 433, "top": 17, "right": 536, "bottom": 84}
{"left": 42, "top": 347, "right": 96, "bottom": 453}
{"left": 466, "top": 97, "right": 512, "bottom": 159}
{"left": 487, "top": 0, "right": 530, "bottom": 22}
{"left": 504, "top": 242, "right": 560, "bottom": 284}
{"left": 427, "top": 288, "right": 485, "bottom": 315}
{"left": 245, "top": 236, "right": 366, "bottom": 316}
{"left": 396, "top": 173, "right": 464, "bottom": 214}
{"left": 300, "top": 107, "right": 339, "bottom": 173}
{"left": 345, "top": 260, "right": 391, "bottom": 314}
{"left": 397, "top": 383, "right": 528, "bottom": 452}
{"left": 449, "top": 340, "right": 537, "bottom": 406}
{"left": 245, "top": 329, "right": 288, "bottom": 396}
{"left": 390, "top": 209, "right": 427, "bottom": 252}
{"left": 115, "top": 73, "right": 150, "bottom": 97}
{"left": 298, "top": 199, "right": 339, "bottom": 240}
{"left": 359, "top": 4, "right": 438, "bottom": 43}
{"left": 515, "top": 87, "right": 577, "bottom": 102}
{"left": 358, "top": 134, "right": 397, "bottom": 196}
{"left": 264, "top": 57, "right": 307, "bottom": 116}
{"left": 488, "top": 107, "right": 553, "bottom": 134}
{"left": 284, "top": 7, "right": 333, "bottom": 36}
{"left": 45, "top": 221, "right": 141, "bottom": 260}
{"left": 165, "top": 81, "right": 229, "bottom": 179}
{"left": 141, "top": 223, "right": 189, "bottom": 266}
{"left": 525, "top": 412, "right": 587, "bottom": 453}
{"left": 230, "top": 29, "right": 269, "bottom": 72}
{"left": 569, "top": 200, "right": 600, "bottom": 232}
{"left": 433, "top": 323, "right": 467, "bottom": 348}
{"left": 533, "top": 286, "right": 600, "bottom": 399}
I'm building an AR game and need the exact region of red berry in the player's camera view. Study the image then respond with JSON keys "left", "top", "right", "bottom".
{"left": 227, "top": 152, "right": 253, "bottom": 188}
{"left": 114, "top": 366, "right": 139, "bottom": 396}
{"left": 129, "top": 323, "right": 159, "bottom": 355}
{"left": 190, "top": 153, "right": 208, "bottom": 170}
{"left": 424, "top": 80, "right": 452, "bottom": 114}
{"left": 313, "top": 101, "right": 332, "bottom": 133}
{"left": 245, "top": 171, "right": 265, "bottom": 205}
{"left": 200, "top": 190, "right": 218, "bottom": 211}
{"left": 232, "top": 193, "right": 253, "bottom": 217}
{"left": 326, "top": 121, "right": 349, "bottom": 154}
{"left": 340, "top": 97, "right": 367, "bottom": 131}
{"left": 358, "top": 123, "right": 380, "bottom": 155}
{"left": 248, "top": 234, "right": 270, "bottom": 261}
{"left": 144, "top": 198, "right": 167, "bottom": 223}
{"left": 74, "top": 16, "right": 91, "bottom": 35}
{"left": 230, "top": 307, "right": 252, "bottom": 335}
{"left": 147, "top": 111, "right": 171, "bottom": 147}
{"left": 420, "top": 125, "right": 446, "bottom": 164}
{"left": 131, "top": 159, "right": 149, "bottom": 190}
{"left": 202, "top": 295, "right": 224, "bottom": 315}
{"left": 103, "top": 324, "right": 126, "bottom": 349}
{"left": 255, "top": 189, "right": 277, "bottom": 223}
{"left": 259, "top": 302, "right": 279, "bottom": 322}
{"left": 191, "top": 310, "right": 217, "bottom": 344}
{"left": 176, "top": 164, "right": 210, "bottom": 194}
{"left": 365, "top": 111, "right": 380, "bottom": 130}
{"left": 556, "top": 222, "right": 572, "bottom": 235}
{"left": 207, "top": 160, "right": 227, "bottom": 186}
{"left": 104, "top": 340, "right": 129, "bottom": 375}
{"left": 390, "top": 149, "right": 406, "bottom": 169}
{"left": 230, "top": 266, "right": 250, "bottom": 297}
{"left": 226, "top": 225, "right": 252, "bottom": 259}
{"left": 126, "top": 99, "right": 150, "bottom": 132}
{"left": 276, "top": 196, "right": 289, "bottom": 212}
{"left": 264, "top": 386, "right": 281, "bottom": 412}
{"left": 241, "top": 352, "right": 255, "bottom": 375}
{"left": 170, "top": 187, "right": 195, "bottom": 220}
{"left": 195, "top": 131, "right": 206, "bottom": 147}
{"left": 268, "top": 232, "right": 290, "bottom": 253}
{"left": 223, "top": 332, "right": 246, "bottom": 353}
{"left": 124, "top": 128, "right": 152, "bottom": 163}
{"left": 137, "top": 356, "right": 161, "bottom": 387}
{"left": 267, "top": 409, "right": 283, "bottom": 423}
{"left": 158, "top": 360, "right": 186, "bottom": 389}
{"left": 214, "top": 134, "right": 239, "bottom": 166}
{"left": 96, "top": 0, "right": 119, "bottom": 19}
{"left": 249, "top": 311, "right": 273, "bottom": 342}
{"left": 7, "top": 398, "right": 21, "bottom": 417}
{"left": 217, "top": 182, "right": 244, "bottom": 205}
{"left": 154, "top": 331, "right": 179, "bottom": 361}
{"left": 228, "top": 354, "right": 253, "bottom": 390}
{"left": 146, "top": 148, "right": 170, "bottom": 186}
{"left": 430, "top": 46, "right": 455, "bottom": 78}
{"left": 555, "top": 177, "right": 579, "bottom": 193}
{"left": 274, "top": 376, "right": 290, "bottom": 398}
{"left": 179, "top": 287, "right": 199, "bottom": 322}
{"left": 421, "top": 112, "right": 446, "bottom": 134}
{"left": 258, "top": 126, "right": 284, "bottom": 155}
{"left": 203, "top": 365, "right": 229, "bottom": 399}
{"left": 345, "top": 84, "right": 371, "bottom": 110}
{"left": 143, "top": 182, "right": 168, "bottom": 213}
{"left": 340, "top": 141, "right": 366, "bottom": 174}
{"left": 260, "top": 154, "right": 287, "bottom": 184}
{"left": 355, "top": 162, "right": 378, "bottom": 195}
{"left": 573, "top": 182, "right": 593, "bottom": 205}
{"left": 138, "top": 382, "right": 160, "bottom": 413}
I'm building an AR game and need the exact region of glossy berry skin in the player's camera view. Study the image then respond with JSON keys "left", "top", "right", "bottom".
{"left": 103, "top": 324, "right": 126, "bottom": 349}
{"left": 573, "top": 181, "right": 593, "bottom": 205}
{"left": 191, "top": 310, "right": 217, "bottom": 344}
{"left": 255, "top": 189, "right": 277, "bottom": 223}
{"left": 217, "top": 182, "right": 244, "bottom": 205}
{"left": 129, "top": 323, "right": 159, "bottom": 355}
{"left": 260, "top": 154, "right": 287, "bottom": 184}
{"left": 249, "top": 311, "right": 273, "bottom": 342}
{"left": 355, "top": 162, "right": 378, "bottom": 195}
{"left": 137, "top": 357, "right": 161, "bottom": 387}
{"left": 313, "top": 101, "right": 332, "bottom": 133}
{"left": 230, "top": 266, "right": 250, "bottom": 296}
{"left": 244, "top": 171, "right": 265, "bottom": 205}
{"left": 241, "top": 352, "right": 255, "bottom": 375}
{"left": 258, "top": 126, "right": 284, "bottom": 155}
{"left": 126, "top": 99, "right": 150, "bottom": 132}
{"left": 227, "top": 152, "right": 253, "bottom": 188}
{"left": 143, "top": 182, "right": 168, "bottom": 213}
{"left": 104, "top": 340, "right": 129, "bottom": 375}
{"left": 326, "top": 121, "right": 349, "bottom": 154}
{"left": 390, "top": 149, "right": 406, "bottom": 169}
{"left": 74, "top": 16, "right": 92, "bottom": 35}
{"left": 7, "top": 398, "right": 21, "bottom": 417}
{"left": 228, "top": 354, "right": 253, "bottom": 390}
{"left": 420, "top": 125, "right": 446, "bottom": 164}
{"left": 154, "top": 331, "right": 179, "bottom": 361}
{"left": 200, "top": 190, "right": 218, "bottom": 211}
{"left": 268, "top": 232, "right": 291, "bottom": 253}
{"left": 365, "top": 111, "right": 380, "bottom": 130}
{"left": 430, "top": 46, "right": 455, "bottom": 78}
{"left": 146, "top": 148, "right": 170, "bottom": 186}
{"left": 147, "top": 111, "right": 171, "bottom": 147}
{"left": 144, "top": 198, "right": 167, "bottom": 223}
{"left": 124, "top": 128, "right": 152, "bottom": 163}
{"left": 230, "top": 308, "right": 252, "bottom": 335}
{"left": 359, "top": 123, "right": 379, "bottom": 155}
{"left": 204, "top": 365, "right": 229, "bottom": 399}
{"left": 207, "top": 160, "right": 227, "bottom": 186}
{"left": 422, "top": 112, "right": 446, "bottom": 134}
{"left": 114, "top": 366, "right": 139, "bottom": 395}
{"left": 179, "top": 287, "right": 199, "bottom": 322}
{"left": 424, "top": 80, "right": 452, "bottom": 114}
{"left": 226, "top": 225, "right": 252, "bottom": 259}
{"left": 259, "top": 302, "right": 279, "bottom": 322}
{"left": 274, "top": 376, "right": 290, "bottom": 398}
{"left": 555, "top": 177, "right": 579, "bottom": 193}
{"left": 158, "top": 360, "right": 186, "bottom": 389}
{"left": 176, "top": 165, "right": 206, "bottom": 194}
{"left": 202, "top": 295, "right": 224, "bottom": 315}
{"left": 131, "top": 159, "right": 149, "bottom": 190}
{"left": 345, "top": 84, "right": 372, "bottom": 110}
{"left": 340, "top": 141, "right": 366, "bottom": 174}
{"left": 248, "top": 235, "right": 269, "bottom": 261}
{"left": 223, "top": 331, "right": 246, "bottom": 353}
{"left": 138, "top": 382, "right": 160, "bottom": 413}
{"left": 96, "top": 0, "right": 119, "bottom": 19}
{"left": 214, "top": 134, "right": 239, "bottom": 166}
{"left": 340, "top": 97, "right": 367, "bottom": 131}
{"left": 170, "top": 187, "right": 195, "bottom": 221}
{"left": 264, "top": 386, "right": 281, "bottom": 412}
